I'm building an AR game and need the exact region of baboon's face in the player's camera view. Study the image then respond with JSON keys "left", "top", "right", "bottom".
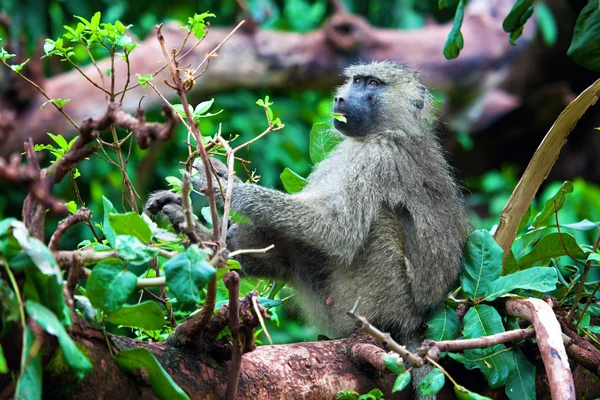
{"left": 333, "top": 75, "right": 386, "bottom": 137}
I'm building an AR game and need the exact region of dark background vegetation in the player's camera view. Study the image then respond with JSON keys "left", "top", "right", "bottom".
{"left": 1, "top": 0, "right": 599, "bottom": 345}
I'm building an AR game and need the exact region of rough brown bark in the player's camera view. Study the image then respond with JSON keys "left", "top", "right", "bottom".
{"left": 0, "top": 0, "right": 531, "bottom": 156}
{"left": 29, "top": 329, "right": 400, "bottom": 400}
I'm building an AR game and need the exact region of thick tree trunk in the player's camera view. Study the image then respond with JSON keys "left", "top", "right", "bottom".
{"left": 15, "top": 328, "right": 400, "bottom": 400}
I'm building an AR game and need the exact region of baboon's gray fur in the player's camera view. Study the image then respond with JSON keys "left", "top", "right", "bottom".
{"left": 146, "top": 60, "right": 470, "bottom": 398}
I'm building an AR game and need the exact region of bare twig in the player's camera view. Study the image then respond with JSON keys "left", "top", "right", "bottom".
{"left": 506, "top": 297, "right": 575, "bottom": 399}
{"left": 347, "top": 307, "right": 424, "bottom": 367}
{"left": 181, "top": 171, "right": 201, "bottom": 243}
{"left": 429, "top": 328, "right": 535, "bottom": 353}
{"left": 191, "top": 21, "right": 246, "bottom": 77}
{"left": 229, "top": 245, "right": 275, "bottom": 258}
{"left": 225, "top": 271, "right": 242, "bottom": 400}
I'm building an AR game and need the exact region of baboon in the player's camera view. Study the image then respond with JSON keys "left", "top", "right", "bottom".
{"left": 146, "top": 60, "right": 470, "bottom": 397}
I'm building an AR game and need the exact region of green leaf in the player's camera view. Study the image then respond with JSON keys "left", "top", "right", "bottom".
{"left": 309, "top": 122, "right": 341, "bottom": 164}
{"left": 535, "top": 2, "right": 557, "bottom": 47}
{"left": 164, "top": 245, "right": 216, "bottom": 303}
{"left": 517, "top": 232, "right": 586, "bottom": 270}
{"left": 115, "top": 348, "right": 190, "bottom": 400}
{"left": 450, "top": 347, "right": 515, "bottom": 388}
{"left": 15, "top": 327, "right": 42, "bottom": 400}
{"left": 454, "top": 306, "right": 516, "bottom": 387}
{"left": 102, "top": 197, "right": 117, "bottom": 247}
{"left": 502, "top": 0, "right": 533, "bottom": 32}
{"left": 194, "top": 98, "right": 215, "bottom": 116}
{"left": 393, "top": 371, "right": 411, "bottom": 393}
{"left": 0, "top": 47, "right": 16, "bottom": 62}
{"left": 568, "top": 0, "right": 600, "bottom": 72}
{"left": 483, "top": 267, "right": 557, "bottom": 301}
{"left": 418, "top": 368, "right": 445, "bottom": 396}
{"left": 280, "top": 167, "right": 307, "bottom": 194}
{"left": 459, "top": 229, "right": 503, "bottom": 301}
{"left": 454, "top": 385, "right": 493, "bottom": 399}
{"left": 443, "top": 0, "right": 465, "bottom": 59}
{"left": 383, "top": 353, "right": 406, "bottom": 374}
{"left": 0, "top": 344, "right": 7, "bottom": 373}
{"left": 65, "top": 201, "right": 77, "bottom": 214}
{"left": 561, "top": 219, "right": 600, "bottom": 230}
{"left": 136, "top": 73, "right": 153, "bottom": 88}
{"left": 505, "top": 350, "right": 536, "bottom": 400}
{"left": 531, "top": 181, "right": 573, "bottom": 228}
{"left": 87, "top": 262, "right": 138, "bottom": 312}
{"left": 172, "top": 104, "right": 193, "bottom": 120}
{"left": 11, "top": 221, "right": 70, "bottom": 326}
{"left": 10, "top": 59, "right": 30, "bottom": 73}
{"left": 331, "top": 112, "right": 347, "bottom": 123}
{"left": 116, "top": 235, "right": 159, "bottom": 266}
{"left": 106, "top": 301, "right": 165, "bottom": 330}
{"left": 25, "top": 301, "right": 92, "bottom": 378}
{"left": 90, "top": 12, "right": 101, "bottom": 30}
{"left": 425, "top": 305, "right": 460, "bottom": 342}
{"left": 463, "top": 305, "right": 505, "bottom": 338}
{"left": 109, "top": 212, "right": 153, "bottom": 244}
{"left": 185, "top": 12, "right": 215, "bottom": 41}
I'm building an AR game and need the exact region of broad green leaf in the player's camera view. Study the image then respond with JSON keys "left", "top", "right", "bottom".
{"left": 450, "top": 347, "right": 515, "bottom": 388}
{"left": 115, "top": 235, "right": 159, "bottom": 266}
{"left": 418, "top": 368, "right": 445, "bottom": 396}
{"left": 15, "top": 327, "right": 42, "bottom": 400}
{"left": 505, "top": 350, "right": 536, "bottom": 400}
{"left": 460, "top": 230, "right": 503, "bottom": 301}
{"left": 102, "top": 197, "right": 117, "bottom": 247}
{"left": 87, "top": 263, "right": 137, "bottom": 312}
{"left": 194, "top": 98, "right": 215, "bottom": 115}
{"left": 114, "top": 348, "right": 190, "bottom": 400}
{"left": 164, "top": 245, "right": 215, "bottom": 303}
{"left": 47, "top": 132, "right": 69, "bottom": 150}
{"left": 425, "top": 306, "right": 460, "bottom": 342}
{"left": 456, "top": 307, "right": 515, "bottom": 388}
{"left": 442, "top": 0, "right": 465, "bottom": 59}
{"left": 65, "top": 201, "right": 77, "bottom": 214}
{"left": 309, "top": 122, "right": 341, "bottom": 164}
{"left": 25, "top": 301, "right": 92, "bottom": 379}
{"left": 517, "top": 232, "right": 586, "bottom": 270}
{"left": 331, "top": 113, "right": 347, "bottom": 123}
{"left": 383, "top": 353, "right": 405, "bottom": 374}
{"left": 109, "top": 212, "right": 153, "bottom": 244}
{"left": 531, "top": 181, "right": 573, "bottom": 228}
{"left": 568, "top": 0, "right": 600, "bottom": 72}
{"left": 463, "top": 305, "right": 505, "bottom": 338}
{"left": 280, "top": 168, "right": 307, "bottom": 194}
{"left": 454, "top": 385, "right": 493, "bottom": 399}
{"left": 483, "top": 267, "right": 558, "bottom": 301}
{"left": 0, "top": 344, "right": 6, "bottom": 373}
{"left": 392, "top": 371, "right": 411, "bottom": 393}
{"left": 107, "top": 301, "right": 164, "bottom": 330}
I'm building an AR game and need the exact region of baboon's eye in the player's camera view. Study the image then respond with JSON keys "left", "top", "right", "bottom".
{"left": 353, "top": 77, "right": 361, "bottom": 84}
{"left": 368, "top": 79, "right": 379, "bottom": 86}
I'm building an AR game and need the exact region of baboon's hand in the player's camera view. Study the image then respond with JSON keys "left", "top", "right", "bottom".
{"left": 145, "top": 190, "right": 187, "bottom": 233}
